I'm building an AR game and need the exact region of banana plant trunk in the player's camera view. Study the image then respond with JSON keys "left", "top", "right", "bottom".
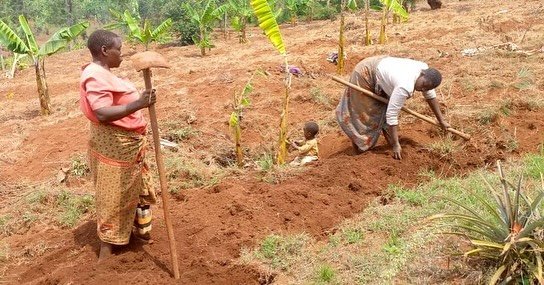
{"left": 234, "top": 119, "right": 243, "bottom": 167}
{"left": 241, "top": 27, "right": 247, "bottom": 43}
{"left": 337, "top": 4, "right": 345, "bottom": 74}
{"left": 35, "top": 58, "right": 51, "bottom": 115}
{"left": 378, "top": 9, "right": 388, "bottom": 44}
{"left": 276, "top": 58, "right": 291, "bottom": 165}
{"left": 0, "top": 53, "right": 5, "bottom": 72}
{"left": 364, "top": 0, "right": 371, "bottom": 45}
{"left": 200, "top": 29, "right": 206, "bottom": 56}
{"left": 240, "top": 20, "right": 248, "bottom": 43}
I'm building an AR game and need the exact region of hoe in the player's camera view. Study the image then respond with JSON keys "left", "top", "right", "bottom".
{"left": 131, "top": 51, "right": 180, "bottom": 279}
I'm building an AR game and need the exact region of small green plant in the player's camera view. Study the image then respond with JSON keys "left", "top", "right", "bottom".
{"left": 382, "top": 230, "right": 402, "bottom": 255}
{"left": 56, "top": 190, "right": 94, "bottom": 227}
{"left": 317, "top": 264, "right": 336, "bottom": 283}
{"left": 525, "top": 146, "right": 544, "bottom": 179}
{"left": 391, "top": 184, "right": 427, "bottom": 206}
{"left": 165, "top": 126, "right": 199, "bottom": 143}
{"left": 21, "top": 211, "right": 37, "bottom": 225}
{"left": 428, "top": 137, "right": 456, "bottom": 157}
{"left": 25, "top": 189, "right": 48, "bottom": 205}
{"left": 0, "top": 215, "right": 13, "bottom": 236}
{"left": 499, "top": 100, "right": 513, "bottom": 116}
{"left": 513, "top": 67, "right": 534, "bottom": 90}
{"left": 255, "top": 152, "right": 274, "bottom": 172}
{"left": 430, "top": 161, "right": 544, "bottom": 284}
{"left": 343, "top": 228, "right": 364, "bottom": 244}
{"left": 70, "top": 155, "right": 89, "bottom": 177}
{"left": 227, "top": 0, "right": 255, "bottom": 43}
{"left": 229, "top": 71, "right": 263, "bottom": 167}
{"left": 310, "top": 87, "right": 331, "bottom": 108}
{"left": 478, "top": 109, "right": 499, "bottom": 125}
{"left": 256, "top": 233, "right": 309, "bottom": 270}
{"left": 0, "top": 242, "right": 9, "bottom": 262}
{"left": 336, "top": 0, "right": 356, "bottom": 74}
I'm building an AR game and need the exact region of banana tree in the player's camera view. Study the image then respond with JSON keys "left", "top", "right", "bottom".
{"left": 251, "top": 0, "right": 291, "bottom": 165}
{"left": 184, "top": 0, "right": 227, "bottom": 56}
{"left": 105, "top": 10, "right": 172, "bottom": 50}
{"left": 377, "top": 0, "right": 408, "bottom": 44}
{"left": 284, "top": 0, "right": 298, "bottom": 25}
{"left": 227, "top": 0, "right": 253, "bottom": 43}
{"left": 0, "top": 16, "right": 89, "bottom": 115}
{"left": 337, "top": 0, "right": 357, "bottom": 74}
{"left": 229, "top": 71, "right": 262, "bottom": 166}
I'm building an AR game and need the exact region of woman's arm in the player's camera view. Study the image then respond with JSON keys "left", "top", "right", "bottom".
{"left": 94, "top": 89, "right": 156, "bottom": 123}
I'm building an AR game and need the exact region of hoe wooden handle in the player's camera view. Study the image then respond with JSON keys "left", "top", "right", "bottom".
{"left": 332, "top": 76, "right": 471, "bottom": 141}
{"left": 142, "top": 69, "right": 181, "bottom": 279}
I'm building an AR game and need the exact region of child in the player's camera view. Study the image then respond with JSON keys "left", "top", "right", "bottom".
{"left": 290, "top": 121, "right": 319, "bottom": 166}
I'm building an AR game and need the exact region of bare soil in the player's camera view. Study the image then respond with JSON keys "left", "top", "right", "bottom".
{"left": 1, "top": 0, "right": 543, "bottom": 284}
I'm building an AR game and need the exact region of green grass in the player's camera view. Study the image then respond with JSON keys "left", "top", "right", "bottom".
{"left": 342, "top": 228, "right": 364, "bottom": 244}
{"left": 239, "top": 153, "right": 544, "bottom": 284}
{"left": 0, "top": 242, "right": 9, "bottom": 262}
{"left": 513, "top": 67, "right": 534, "bottom": 90}
{"left": 164, "top": 151, "right": 225, "bottom": 189}
{"left": 316, "top": 264, "right": 336, "bottom": 283}
{"left": 0, "top": 215, "right": 13, "bottom": 236}
{"left": 240, "top": 233, "right": 311, "bottom": 272}
{"left": 256, "top": 152, "right": 274, "bottom": 173}
{"left": 310, "top": 87, "right": 332, "bottom": 108}
{"left": 56, "top": 190, "right": 94, "bottom": 227}
{"left": 427, "top": 137, "right": 457, "bottom": 157}
{"left": 477, "top": 109, "right": 499, "bottom": 125}
{"left": 165, "top": 126, "right": 199, "bottom": 143}
{"left": 524, "top": 146, "right": 544, "bottom": 179}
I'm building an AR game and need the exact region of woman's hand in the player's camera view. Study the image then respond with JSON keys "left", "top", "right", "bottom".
{"left": 94, "top": 89, "right": 157, "bottom": 123}
{"left": 137, "top": 89, "right": 156, "bottom": 109}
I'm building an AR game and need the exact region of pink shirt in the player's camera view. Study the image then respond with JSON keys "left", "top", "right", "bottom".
{"left": 79, "top": 62, "right": 147, "bottom": 134}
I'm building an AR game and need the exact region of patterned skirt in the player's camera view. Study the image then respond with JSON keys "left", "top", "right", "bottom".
{"left": 88, "top": 123, "right": 156, "bottom": 245}
{"left": 335, "top": 55, "right": 389, "bottom": 152}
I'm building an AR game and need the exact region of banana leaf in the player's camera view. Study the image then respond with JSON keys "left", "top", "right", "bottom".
{"left": 251, "top": 0, "right": 286, "bottom": 54}
{"left": 18, "top": 15, "right": 39, "bottom": 54}
{"left": 151, "top": 19, "right": 173, "bottom": 38}
{"left": 0, "top": 20, "right": 30, "bottom": 54}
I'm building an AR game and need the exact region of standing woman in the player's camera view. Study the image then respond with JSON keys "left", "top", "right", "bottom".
{"left": 79, "top": 30, "right": 157, "bottom": 261}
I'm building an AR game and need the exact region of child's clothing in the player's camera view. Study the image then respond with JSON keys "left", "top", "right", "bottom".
{"left": 290, "top": 138, "right": 319, "bottom": 166}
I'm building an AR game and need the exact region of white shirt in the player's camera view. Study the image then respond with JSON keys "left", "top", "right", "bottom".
{"left": 375, "top": 57, "right": 437, "bottom": 125}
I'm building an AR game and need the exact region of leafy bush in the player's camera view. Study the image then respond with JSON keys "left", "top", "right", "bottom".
{"left": 430, "top": 161, "right": 544, "bottom": 284}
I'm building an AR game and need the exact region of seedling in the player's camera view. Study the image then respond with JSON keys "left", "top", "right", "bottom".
{"left": 229, "top": 70, "right": 263, "bottom": 167}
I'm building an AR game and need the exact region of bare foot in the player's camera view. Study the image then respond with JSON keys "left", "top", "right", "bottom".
{"left": 98, "top": 241, "right": 112, "bottom": 263}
